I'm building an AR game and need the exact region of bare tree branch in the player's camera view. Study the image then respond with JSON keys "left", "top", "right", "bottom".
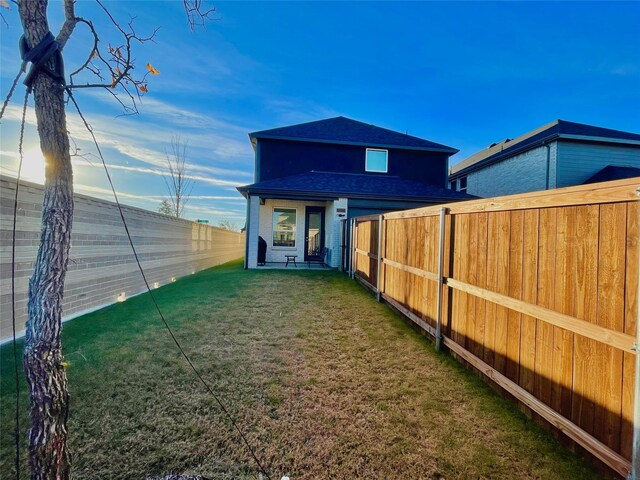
{"left": 0, "top": 0, "right": 13, "bottom": 28}
{"left": 63, "top": 0, "right": 160, "bottom": 115}
{"left": 218, "top": 219, "right": 239, "bottom": 231}
{"left": 183, "top": 0, "right": 216, "bottom": 30}
{"left": 56, "top": 0, "right": 78, "bottom": 49}
{"left": 67, "top": 17, "right": 99, "bottom": 79}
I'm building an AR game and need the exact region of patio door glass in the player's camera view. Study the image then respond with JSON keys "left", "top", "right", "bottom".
{"left": 304, "top": 207, "right": 325, "bottom": 261}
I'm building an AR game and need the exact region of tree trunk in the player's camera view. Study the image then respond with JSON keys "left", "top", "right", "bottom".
{"left": 19, "top": 1, "right": 74, "bottom": 478}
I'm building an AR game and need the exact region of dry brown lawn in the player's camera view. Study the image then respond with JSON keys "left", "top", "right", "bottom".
{"left": 1, "top": 260, "right": 604, "bottom": 479}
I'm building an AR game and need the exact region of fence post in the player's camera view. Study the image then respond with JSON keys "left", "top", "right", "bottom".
{"left": 631, "top": 224, "right": 640, "bottom": 480}
{"left": 435, "top": 207, "right": 447, "bottom": 351}
{"left": 350, "top": 218, "right": 355, "bottom": 279}
{"left": 376, "top": 214, "right": 383, "bottom": 301}
{"left": 354, "top": 218, "right": 359, "bottom": 279}
{"left": 348, "top": 218, "right": 352, "bottom": 277}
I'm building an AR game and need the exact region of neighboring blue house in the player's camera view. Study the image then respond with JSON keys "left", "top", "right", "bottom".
{"left": 449, "top": 120, "right": 640, "bottom": 198}
{"left": 237, "top": 116, "right": 471, "bottom": 269}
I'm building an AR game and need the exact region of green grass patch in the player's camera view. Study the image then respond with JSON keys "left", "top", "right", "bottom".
{"left": 1, "top": 260, "right": 606, "bottom": 479}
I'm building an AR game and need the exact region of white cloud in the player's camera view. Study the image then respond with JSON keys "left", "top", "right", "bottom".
{"left": 74, "top": 184, "right": 245, "bottom": 219}
{"left": 2, "top": 103, "right": 253, "bottom": 182}
{"left": 72, "top": 161, "right": 244, "bottom": 187}
{"left": 264, "top": 97, "right": 339, "bottom": 126}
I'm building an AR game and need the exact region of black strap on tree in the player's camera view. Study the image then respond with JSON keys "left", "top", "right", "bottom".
{"left": 19, "top": 31, "right": 65, "bottom": 88}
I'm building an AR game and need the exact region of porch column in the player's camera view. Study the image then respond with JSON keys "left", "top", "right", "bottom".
{"left": 246, "top": 195, "right": 260, "bottom": 268}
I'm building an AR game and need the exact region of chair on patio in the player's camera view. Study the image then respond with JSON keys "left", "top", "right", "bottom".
{"left": 307, "top": 247, "right": 328, "bottom": 268}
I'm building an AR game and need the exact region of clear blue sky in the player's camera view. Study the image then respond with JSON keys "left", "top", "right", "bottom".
{"left": 1, "top": 1, "right": 639, "bottom": 226}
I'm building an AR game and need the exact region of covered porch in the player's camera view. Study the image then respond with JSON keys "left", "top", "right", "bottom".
{"left": 244, "top": 195, "right": 348, "bottom": 270}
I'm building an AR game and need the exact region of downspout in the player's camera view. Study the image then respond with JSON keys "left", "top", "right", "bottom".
{"left": 244, "top": 195, "right": 250, "bottom": 269}
{"left": 543, "top": 142, "right": 551, "bottom": 189}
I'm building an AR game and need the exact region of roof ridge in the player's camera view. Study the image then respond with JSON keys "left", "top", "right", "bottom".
{"left": 248, "top": 116, "right": 459, "bottom": 153}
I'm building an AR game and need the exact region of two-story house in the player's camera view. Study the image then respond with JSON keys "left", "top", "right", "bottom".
{"left": 237, "top": 116, "right": 471, "bottom": 269}
{"left": 449, "top": 119, "right": 640, "bottom": 197}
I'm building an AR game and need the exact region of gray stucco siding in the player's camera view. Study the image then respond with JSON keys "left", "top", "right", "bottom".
{"left": 556, "top": 141, "right": 640, "bottom": 187}
{"left": 461, "top": 143, "right": 558, "bottom": 198}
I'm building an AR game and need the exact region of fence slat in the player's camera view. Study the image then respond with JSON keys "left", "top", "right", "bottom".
{"left": 519, "top": 209, "right": 539, "bottom": 406}
{"left": 571, "top": 205, "right": 599, "bottom": 435}
{"left": 506, "top": 210, "right": 524, "bottom": 384}
{"left": 595, "top": 203, "right": 627, "bottom": 451}
{"left": 553, "top": 207, "right": 576, "bottom": 419}
{"left": 622, "top": 201, "right": 639, "bottom": 459}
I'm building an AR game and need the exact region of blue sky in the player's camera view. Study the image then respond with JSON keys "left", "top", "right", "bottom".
{"left": 1, "top": 1, "right": 639, "bottom": 226}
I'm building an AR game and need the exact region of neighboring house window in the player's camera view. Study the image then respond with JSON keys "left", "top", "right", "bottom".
{"left": 459, "top": 176, "right": 467, "bottom": 192}
{"left": 273, "top": 208, "right": 297, "bottom": 247}
{"left": 365, "top": 148, "right": 388, "bottom": 173}
{"left": 450, "top": 180, "right": 457, "bottom": 190}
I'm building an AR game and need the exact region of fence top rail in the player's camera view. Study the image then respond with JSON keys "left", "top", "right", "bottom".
{"left": 353, "top": 214, "right": 380, "bottom": 222}
{"left": 383, "top": 177, "right": 640, "bottom": 220}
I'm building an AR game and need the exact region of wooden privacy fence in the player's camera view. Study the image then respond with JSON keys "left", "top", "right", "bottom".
{"left": 349, "top": 178, "right": 640, "bottom": 478}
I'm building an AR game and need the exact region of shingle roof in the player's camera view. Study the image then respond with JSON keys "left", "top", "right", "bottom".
{"left": 450, "top": 120, "right": 640, "bottom": 177}
{"left": 237, "top": 171, "right": 474, "bottom": 201}
{"left": 250, "top": 116, "right": 458, "bottom": 153}
{"left": 583, "top": 165, "right": 640, "bottom": 184}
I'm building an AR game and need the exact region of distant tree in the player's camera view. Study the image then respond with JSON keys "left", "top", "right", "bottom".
{"left": 218, "top": 219, "right": 239, "bottom": 231}
{"left": 158, "top": 199, "right": 173, "bottom": 215}
{"left": 163, "top": 135, "right": 195, "bottom": 218}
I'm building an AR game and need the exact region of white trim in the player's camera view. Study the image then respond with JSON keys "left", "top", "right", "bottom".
{"left": 365, "top": 148, "right": 388, "bottom": 173}
{"left": 458, "top": 175, "right": 468, "bottom": 192}
{"left": 272, "top": 206, "right": 298, "bottom": 248}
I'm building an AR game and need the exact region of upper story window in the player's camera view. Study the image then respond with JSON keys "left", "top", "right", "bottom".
{"left": 365, "top": 148, "right": 388, "bottom": 173}
{"left": 459, "top": 176, "right": 467, "bottom": 192}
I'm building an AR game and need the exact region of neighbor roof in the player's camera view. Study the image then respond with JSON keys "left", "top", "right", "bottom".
{"left": 249, "top": 116, "right": 459, "bottom": 154}
{"left": 450, "top": 120, "right": 640, "bottom": 178}
{"left": 237, "top": 171, "right": 474, "bottom": 202}
{"left": 583, "top": 165, "right": 640, "bottom": 184}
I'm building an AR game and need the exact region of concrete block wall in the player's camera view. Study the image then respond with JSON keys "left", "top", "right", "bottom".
{"left": 0, "top": 175, "right": 245, "bottom": 342}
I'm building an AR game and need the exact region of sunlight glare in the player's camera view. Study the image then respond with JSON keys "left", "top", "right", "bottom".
{"left": 22, "top": 148, "right": 46, "bottom": 184}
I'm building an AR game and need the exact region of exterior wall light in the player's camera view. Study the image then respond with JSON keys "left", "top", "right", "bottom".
{"left": 117, "top": 292, "right": 126, "bottom": 302}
